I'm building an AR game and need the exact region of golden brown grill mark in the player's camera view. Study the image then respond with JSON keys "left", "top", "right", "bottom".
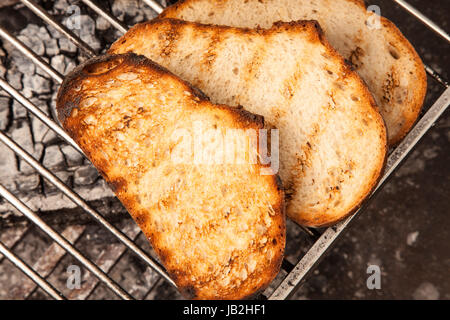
{"left": 238, "top": 40, "right": 268, "bottom": 101}
{"left": 348, "top": 46, "right": 364, "bottom": 69}
{"left": 388, "top": 42, "right": 400, "bottom": 60}
{"left": 244, "top": 46, "right": 265, "bottom": 80}
{"left": 159, "top": 23, "right": 181, "bottom": 57}
{"left": 295, "top": 124, "right": 318, "bottom": 177}
{"left": 290, "top": 93, "right": 344, "bottom": 206}
{"left": 202, "top": 31, "right": 221, "bottom": 68}
{"left": 382, "top": 69, "right": 400, "bottom": 104}
{"left": 281, "top": 58, "right": 305, "bottom": 102}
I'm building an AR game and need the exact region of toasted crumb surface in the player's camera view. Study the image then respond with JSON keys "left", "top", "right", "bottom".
{"left": 56, "top": 53, "right": 285, "bottom": 300}
{"left": 109, "top": 19, "right": 387, "bottom": 227}
{"left": 160, "top": 0, "right": 427, "bottom": 146}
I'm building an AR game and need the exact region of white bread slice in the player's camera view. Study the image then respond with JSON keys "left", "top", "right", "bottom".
{"left": 56, "top": 53, "right": 285, "bottom": 299}
{"left": 109, "top": 20, "right": 387, "bottom": 227}
{"left": 160, "top": 0, "right": 427, "bottom": 146}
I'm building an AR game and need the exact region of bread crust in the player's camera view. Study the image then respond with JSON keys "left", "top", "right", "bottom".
{"left": 109, "top": 19, "right": 387, "bottom": 227}
{"left": 57, "top": 53, "right": 285, "bottom": 299}
{"left": 377, "top": 16, "right": 427, "bottom": 146}
{"left": 159, "top": 0, "right": 427, "bottom": 146}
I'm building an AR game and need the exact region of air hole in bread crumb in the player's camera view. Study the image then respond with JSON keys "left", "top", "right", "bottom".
{"left": 389, "top": 47, "right": 400, "bottom": 60}
{"left": 233, "top": 67, "right": 239, "bottom": 75}
{"left": 84, "top": 58, "right": 123, "bottom": 75}
{"left": 351, "top": 95, "right": 359, "bottom": 102}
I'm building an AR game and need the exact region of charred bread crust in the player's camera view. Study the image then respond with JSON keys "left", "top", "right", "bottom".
{"left": 56, "top": 53, "right": 286, "bottom": 300}
{"left": 377, "top": 16, "right": 427, "bottom": 146}
{"left": 300, "top": 149, "right": 388, "bottom": 228}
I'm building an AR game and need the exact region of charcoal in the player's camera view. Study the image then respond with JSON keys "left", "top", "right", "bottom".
{"left": 31, "top": 115, "right": 49, "bottom": 143}
{"left": 22, "top": 74, "right": 51, "bottom": 96}
{"left": 12, "top": 99, "right": 27, "bottom": 119}
{"left": 45, "top": 38, "right": 59, "bottom": 56}
{"left": 74, "top": 165, "right": 99, "bottom": 186}
{"left": 16, "top": 174, "right": 40, "bottom": 192}
{"left": 61, "top": 144, "right": 83, "bottom": 167}
{"left": 6, "top": 67, "right": 22, "bottom": 90}
{"left": 58, "top": 37, "right": 77, "bottom": 53}
{"left": 0, "top": 143, "right": 18, "bottom": 178}
{"left": 42, "top": 145, "right": 65, "bottom": 169}
{"left": 17, "top": 25, "right": 45, "bottom": 56}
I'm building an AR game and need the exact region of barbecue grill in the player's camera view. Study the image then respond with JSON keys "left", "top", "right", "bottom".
{"left": 0, "top": 0, "right": 448, "bottom": 300}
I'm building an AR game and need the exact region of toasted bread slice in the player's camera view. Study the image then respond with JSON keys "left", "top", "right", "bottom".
{"left": 109, "top": 20, "right": 387, "bottom": 227}
{"left": 160, "top": 0, "right": 427, "bottom": 146}
{"left": 56, "top": 53, "right": 285, "bottom": 300}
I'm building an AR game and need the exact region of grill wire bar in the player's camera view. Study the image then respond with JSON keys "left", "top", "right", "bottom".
{"left": 0, "top": 240, "right": 65, "bottom": 300}
{"left": 81, "top": 0, "right": 128, "bottom": 34}
{"left": 0, "top": 0, "right": 448, "bottom": 300}
{"left": 20, "top": 0, "right": 96, "bottom": 57}
{"left": 0, "top": 26, "right": 64, "bottom": 84}
{"left": 0, "top": 184, "right": 133, "bottom": 299}
{"left": 0, "top": 78, "right": 81, "bottom": 152}
{"left": 143, "top": 0, "right": 164, "bottom": 14}
{"left": 393, "top": 0, "right": 450, "bottom": 43}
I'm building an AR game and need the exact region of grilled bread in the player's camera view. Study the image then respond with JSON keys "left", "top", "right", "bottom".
{"left": 160, "top": 0, "right": 427, "bottom": 146}
{"left": 56, "top": 53, "right": 285, "bottom": 300}
{"left": 109, "top": 20, "right": 387, "bottom": 227}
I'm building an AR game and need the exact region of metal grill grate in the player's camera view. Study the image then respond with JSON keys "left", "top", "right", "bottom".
{"left": 0, "top": 0, "right": 448, "bottom": 300}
